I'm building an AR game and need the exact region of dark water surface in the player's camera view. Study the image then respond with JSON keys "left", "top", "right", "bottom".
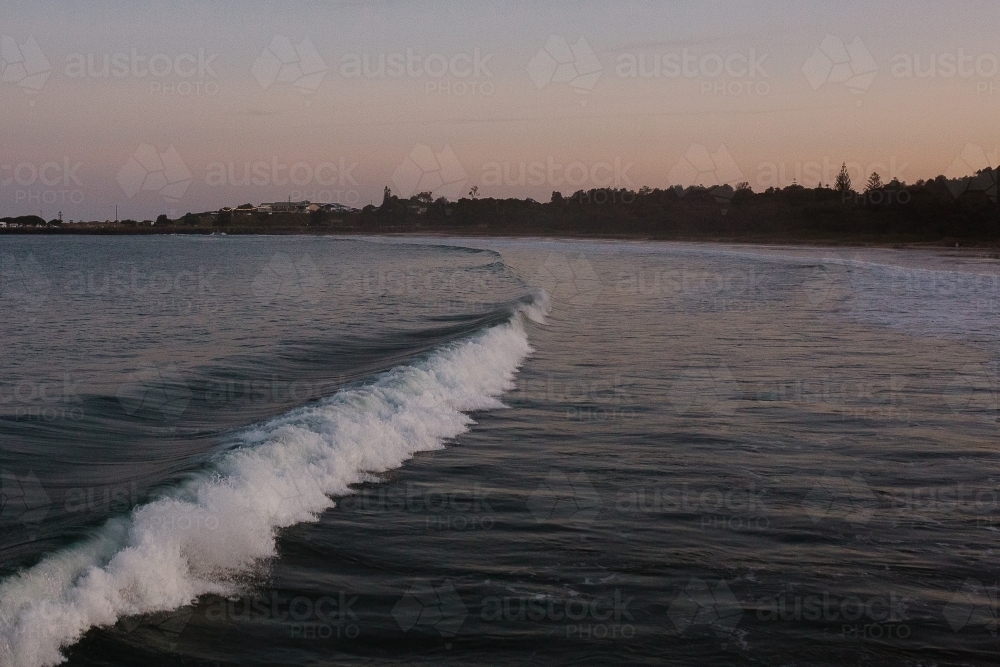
{"left": 2, "top": 236, "right": 999, "bottom": 666}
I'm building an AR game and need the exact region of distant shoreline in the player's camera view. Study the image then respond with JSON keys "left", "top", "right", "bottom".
{"left": 2, "top": 224, "right": 998, "bottom": 251}
{"left": 3, "top": 177, "right": 998, "bottom": 248}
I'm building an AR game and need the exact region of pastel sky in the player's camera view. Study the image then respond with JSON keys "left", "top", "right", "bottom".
{"left": 1, "top": 0, "right": 998, "bottom": 220}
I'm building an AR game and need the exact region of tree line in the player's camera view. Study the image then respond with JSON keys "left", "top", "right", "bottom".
{"left": 358, "top": 165, "right": 998, "bottom": 242}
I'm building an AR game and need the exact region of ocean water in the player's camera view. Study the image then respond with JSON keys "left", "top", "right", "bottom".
{"left": 1, "top": 236, "right": 999, "bottom": 666}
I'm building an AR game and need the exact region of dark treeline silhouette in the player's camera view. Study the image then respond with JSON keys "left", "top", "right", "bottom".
{"left": 361, "top": 168, "right": 998, "bottom": 242}
{"left": 4, "top": 167, "right": 998, "bottom": 243}
{"left": 1, "top": 215, "right": 55, "bottom": 227}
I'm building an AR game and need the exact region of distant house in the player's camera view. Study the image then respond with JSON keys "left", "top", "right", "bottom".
{"left": 265, "top": 201, "right": 310, "bottom": 213}
{"left": 316, "top": 202, "right": 358, "bottom": 214}
{"left": 0, "top": 221, "right": 7, "bottom": 229}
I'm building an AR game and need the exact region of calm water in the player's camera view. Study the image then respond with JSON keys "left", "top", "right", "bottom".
{"left": 1, "top": 235, "right": 999, "bottom": 666}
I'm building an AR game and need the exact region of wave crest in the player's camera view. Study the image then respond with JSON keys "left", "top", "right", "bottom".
{"left": 0, "top": 301, "right": 544, "bottom": 667}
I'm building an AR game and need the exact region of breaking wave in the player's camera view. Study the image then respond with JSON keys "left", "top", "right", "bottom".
{"left": 0, "top": 294, "right": 549, "bottom": 667}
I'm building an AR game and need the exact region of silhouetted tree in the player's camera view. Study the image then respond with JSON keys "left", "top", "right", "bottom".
{"left": 836, "top": 163, "right": 852, "bottom": 194}
{"left": 866, "top": 172, "right": 883, "bottom": 192}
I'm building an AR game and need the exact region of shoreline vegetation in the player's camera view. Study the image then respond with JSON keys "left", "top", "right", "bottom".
{"left": 3, "top": 166, "right": 999, "bottom": 248}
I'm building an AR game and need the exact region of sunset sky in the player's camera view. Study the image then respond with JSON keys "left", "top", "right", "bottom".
{"left": 2, "top": 0, "right": 998, "bottom": 220}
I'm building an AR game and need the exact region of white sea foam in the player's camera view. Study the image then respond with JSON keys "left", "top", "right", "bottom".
{"left": 0, "top": 296, "right": 547, "bottom": 667}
